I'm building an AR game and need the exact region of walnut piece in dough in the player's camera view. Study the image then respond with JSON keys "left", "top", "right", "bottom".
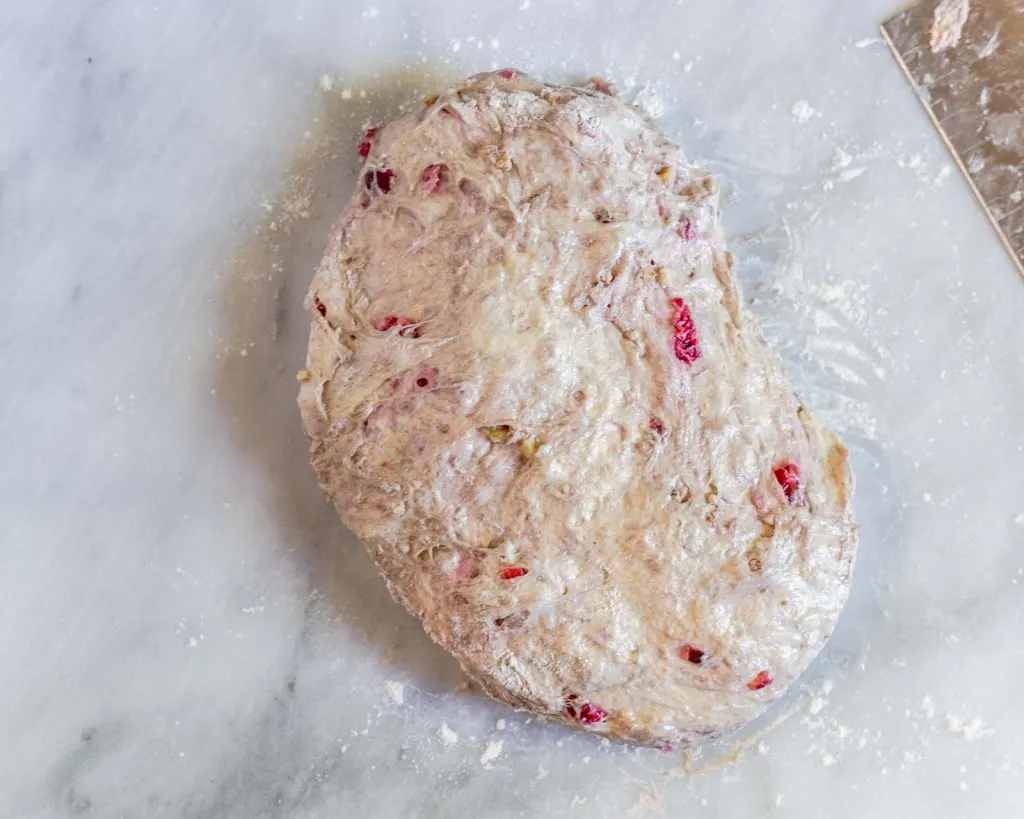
{"left": 298, "top": 71, "right": 858, "bottom": 748}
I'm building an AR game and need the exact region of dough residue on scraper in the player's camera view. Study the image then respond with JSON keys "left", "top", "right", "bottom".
{"left": 931, "top": 0, "right": 971, "bottom": 53}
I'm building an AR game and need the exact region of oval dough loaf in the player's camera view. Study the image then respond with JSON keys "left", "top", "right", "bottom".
{"left": 299, "top": 71, "right": 857, "bottom": 747}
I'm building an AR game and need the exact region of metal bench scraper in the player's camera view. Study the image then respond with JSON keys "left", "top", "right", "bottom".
{"left": 881, "top": 0, "right": 1024, "bottom": 278}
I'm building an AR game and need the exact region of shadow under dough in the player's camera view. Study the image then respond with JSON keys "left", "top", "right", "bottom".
{"left": 212, "top": 66, "right": 471, "bottom": 695}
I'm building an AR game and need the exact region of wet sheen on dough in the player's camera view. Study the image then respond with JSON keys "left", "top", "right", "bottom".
{"left": 298, "top": 71, "right": 858, "bottom": 748}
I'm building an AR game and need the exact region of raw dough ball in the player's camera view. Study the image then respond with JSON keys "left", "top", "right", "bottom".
{"left": 298, "top": 71, "right": 857, "bottom": 747}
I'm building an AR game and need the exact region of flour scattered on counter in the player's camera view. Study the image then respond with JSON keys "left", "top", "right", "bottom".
{"left": 437, "top": 722, "right": 459, "bottom": 746}
{"left": 480, "top": 740, "right": 504, "bottom": 767}
{"left": 791, "top": 100, "right": 816, "bottom": 124}
{"left": 319, "top": 74, "right": 334, "bottom": 92}
{"left": 930, "top": 0, "right": 971, "bottom": 53}
{"left": 945, "top": 714, "right": 993, "bottom": 743}
{"left": 536, "top": 764, "right": 549, "bottom": 780}
{"left": 933, "top": 165, "right": 952, "bottom": 185}
{"left": 832, "top": 147, "right": 853, "bottom": 170}
{"left": 495, "top": 719, "right": 506, "bottom": 730}
{"left": 854, "top": 37, "right": 880, "bottom": 48}
{"left": 383, "top": 679, "right": 405, "bottom": 705}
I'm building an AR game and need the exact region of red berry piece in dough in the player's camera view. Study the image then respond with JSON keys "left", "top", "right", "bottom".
{"left": 649, "top": 417, "right": 665, "bottom": 435}
{"left": 372, "top": 315, "right": 400, "bottom": 331}
{"left": 680, "top": 644, "right": 705, "bottom": 664}
{"left": 421, "top": 163, "right": 448, "bottom": 195}
{"left": 497, "top": 68, "right": 520, "bottom": 79}
{"left": 314, "top": 298, "right": 327, "bottom": 317}
{"left": 414, "top": 367, "right": 438, "bottom": 389}
{"left": 578, "top": 703, "right": 608, "bottom": 724}
{"left": 372, "top": 315, "right": 419, "bottom": 336}
{"left": 773, "top": 463, "right": 802, "bottom": 502}
{"left": 499, "top": 566, "right": 528, "bottom": 580}
{"left": 747, "top": 670, "right": 773, "bottom": 691}
{"left": 365, "top": 169, "right": 395, "bottom": 193}
{"left": 357, "top": 127, "right": 377, "bottom": 158}
{"left": 670, "top": 297, "right": 701, "bottom": 364}
{"left": 375, "top": 169, "right": 394, "bottom": 193}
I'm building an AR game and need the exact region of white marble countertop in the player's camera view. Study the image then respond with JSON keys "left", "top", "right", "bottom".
{"left": 3, "top": 1, "right": 1023, "bottom": 816}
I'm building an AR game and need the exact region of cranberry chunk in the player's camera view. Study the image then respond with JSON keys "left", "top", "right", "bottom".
{"left": 364, "top": 168, "right": 395, "bottom": 193}
{"left": 747, "top": 670, "right": 773, "bottom": 691}
{"left": 680, "top": 644, "right": 705, "bottom": 664}
{"left": 414, "top": 367, "right": 438, "bottom": 390}
{"left": 670, "top": 297, "right": 701, "bottom": 364}
{"left": 421, "top": 163, "right": 448, "bottom": 195}
{"left": 578, "top": 703, "right": 608, "bottom": 724}
{"left": 499, "top": 566, "right": 528, "bottom": 580}
{"left": 773, "top": 463, "right": 802, "bottom": 502}
{"left": 357, "top": 127, "right": 377, "bottom": 158}
{"left": 372, "top": 315, "right": 420, "bottom": 337}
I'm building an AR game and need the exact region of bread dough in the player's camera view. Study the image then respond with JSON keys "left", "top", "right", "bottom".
{"left": 298, "top": 71, "right": 857, "bottom": 747}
